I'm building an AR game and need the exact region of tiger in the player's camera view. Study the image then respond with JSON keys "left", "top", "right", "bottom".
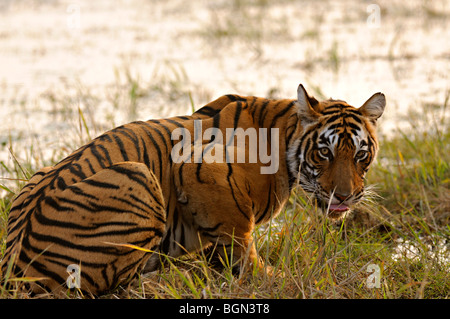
{"left": 0, "top": 84, "right": 385, "bottom": 295}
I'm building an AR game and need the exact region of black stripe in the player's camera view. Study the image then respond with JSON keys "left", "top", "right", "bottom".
{"left": 129, "top": 194, "right": 166, "bottom": 223}
{"left": 9, "top": 186, "right": 34, "bottom": 206}
{"left": 165, "top": 118, "right": 185, "bottom": 128}
{"left": 258, "top": 100, "right": 270, "bottom": 128}
{"left": 347, "top": 121, "right": 362, "bottom": 133}
{"left": 45, "top": 257, "right": 99, "bottom": 289}
{"left": 172, "top": 208, "right": 179, "bottom": 232}
{"left": 43, "top": 250, "right": 108, "bottom": 268}
{"left": 227, "top": 176, "right": 250, "bottom": 221}
{"left": 44, "top": 196, "right": 75, "bottom": 212}
{"left": 5, "top": 209, "right": 32, "bottom": 238}
{"left": 142, "top": 123, "right": 169, "bottom": 150}
{"left": 141, "top": 128, "right": 163, "bottom": 181}
{"left": 69, "top": 163, "right": 87, "bottom": 180}
{"left": 246, "top": 96, "right": 256, "bottom": 110}
{"left": 32, "top": 170, "right": 47, "bottom": 177}
{"left": 74, "top": 226, "right": 163, "bottom": 238}
{"left": 109, "top": 165, "right": 165, "bottom": 208}
{"left": 296, "top": 127, "right": 314, "bottom": 159}
{"left": 140, "top": 136, "right": 151, "bottom": 169}
{"left": 213, "top": 113, "right": 220, "bottom": 130}
{"left": 66, "top": 185, "right": 98, "bottom": 200}
{"left": 17, "top": 249, "right": 66, "bottom": 285}
{"left": 178, "top": 161, "right": 185, "bottom": 186}
{"left": 92, "top": 221, "right": 140, "bottom": 228}
{"left": 57, "top": 177, "right": 67, "bottom": 190}
{"left": 179, "top": 223, "right": 186, "bottom": 249}
{"left": 109, "top": 194, "right": 156, "bottom": 217}
{"left": 56, "top": 196, "right": 151, "bottom": 220}
{"left": 225, "top": 94, "right": 246, "bottom": 102}
{"left": 112, "top": 133, "right": 129, "bottom": 161}
{"left": 233, "top": 101, "right": 242, "bottom": 129}
{"left": 117, "top": 126, "right": 142, "bottom": 160}
{"left": 196, "top": 162, "right": 204, "bottom": 183}
{"left": 90, "top": 145, "right": 106, "bottom": 168}
{"left": 256, "top": 183, "right": 272, "bottom": 224}
{"left": 286, "top": 123, "right": 297, "bottom": 143}
{"left": 321, "top": 104, "right": 348, "bottom": 114}
{"left": 269, "top": 101, "right": 295, "bottom": 128}
{"left": 98, "top": 144, "right": 114, "bottom": 166}
{"left": 194, "top": 106, "right": 218, "bottom": 117}
{"left": 84, "top": 157, "right": 96, "bottom": 174}
{"left": 27, "top": 231, "right": 121, "bottom": 254}
{"left": 161, "top": 227, "right": 171, "bottom": 254}
{"left": 324, "top": 113, "right": 341, "bottom": 124}
{"left": 198, "top": 222, "right": 223, "bottom": 239}
{"left": 344, "top": 113, "right": 364, "bottom": 124}
{"left": 34, "top": 204, "right": 101, "bottom": 230}
{"left": 83, "top": 179, "right": 120, "bottom": 189}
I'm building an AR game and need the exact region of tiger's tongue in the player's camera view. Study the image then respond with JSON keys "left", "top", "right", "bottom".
{"left": 329, "top": 204, "right": 350, "bottom": 212}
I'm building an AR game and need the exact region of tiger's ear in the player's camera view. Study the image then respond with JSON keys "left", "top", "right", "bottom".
{"left": 359, "top": 92, "right": 385, "bottom": 124}
{"left": 297, "top": 84, "right": 321, "bottom": 124}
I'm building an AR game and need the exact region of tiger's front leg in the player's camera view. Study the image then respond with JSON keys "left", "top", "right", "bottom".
{"left": 173, "top": 161, "right": 271, "bottom": 276}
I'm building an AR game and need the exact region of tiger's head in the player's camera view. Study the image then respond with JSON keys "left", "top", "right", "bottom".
{"left": 288, "top": 84, "right": 385, "bottom": 219}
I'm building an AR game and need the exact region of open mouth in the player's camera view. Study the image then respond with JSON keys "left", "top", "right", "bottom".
{"left": 314, "top": 197, "right": 351, "bottom": 219}
{"left": 328, "top": 203, "right": 350, "bottom": 213}
{"left": 327, "top": 203, "right": 350, "bottom": 219}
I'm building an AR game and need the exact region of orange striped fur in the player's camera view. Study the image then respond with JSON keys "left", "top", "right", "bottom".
{"left": 1, "top": 84, "right": 385, "bottom": 295}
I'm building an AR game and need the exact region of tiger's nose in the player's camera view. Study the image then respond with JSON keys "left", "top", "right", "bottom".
{"left": 334, "top": 193, "right": 351, "bottom": 202}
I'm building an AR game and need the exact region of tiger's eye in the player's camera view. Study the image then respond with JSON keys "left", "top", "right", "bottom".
{"left": 355, "top": 150, "right": 368, "bottom": 160}
{"left": 318, "top": 147, "right": 331, "bottom": 158}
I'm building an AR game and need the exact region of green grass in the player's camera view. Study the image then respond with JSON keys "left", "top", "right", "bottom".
{"left": 0, "top": 87, "right": 449, "bottom": 299}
